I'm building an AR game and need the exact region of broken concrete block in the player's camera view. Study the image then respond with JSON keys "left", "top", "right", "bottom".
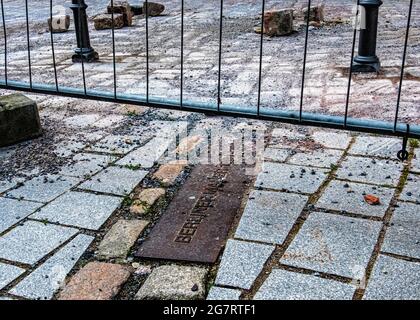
{"left": 263, "top": 10, "right": 294, "bottom": 36}
{"left": 303, "top": 5, "right": 325, "bottom": 22}
{"left": 48, "top": 15, "right": 70, "bottom": 33}
{"left": 0, "top": 94, "right": 42, "bottom": 147}
{"left": 143, "top": 2, "right": 165, "bottom": 17}
{"left": 94, "top": 13, "right": 125, "bottom": 30}
{"left": 107, "top": 0, "right": 133, "bottom": 26}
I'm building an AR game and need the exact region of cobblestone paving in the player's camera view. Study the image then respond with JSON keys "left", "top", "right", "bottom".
{"left": 0, "top": 0, "right": 419, "bottom": 301}
{"left": 212, "top": 127, "right": 420, "bottom": 300}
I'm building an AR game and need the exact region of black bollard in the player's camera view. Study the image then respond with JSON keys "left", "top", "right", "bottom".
{"left": 352, "top": 0, "right": 383, "bottom": 73}
{"left": 70, "top": 0, "right": 99, "bottom": 63}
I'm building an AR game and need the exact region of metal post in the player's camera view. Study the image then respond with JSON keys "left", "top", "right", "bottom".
{"left": 352, "top": 0, "right": 382, "bottom": 73}
{"left": 70, "top": 0, "right": 99, "bottom": 62}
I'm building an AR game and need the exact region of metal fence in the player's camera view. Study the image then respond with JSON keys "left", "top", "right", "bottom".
{"left": 0, "top": 0, "right": 419, "bottom": 160}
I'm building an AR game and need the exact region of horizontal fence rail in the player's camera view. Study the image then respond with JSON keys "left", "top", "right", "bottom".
{"left": 0, "top": 0, "right": 419, "bottom": 153}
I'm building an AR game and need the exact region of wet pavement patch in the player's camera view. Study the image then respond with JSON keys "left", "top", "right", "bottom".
{"left": 136, "top": 165, "right": 252, "bottom": 263}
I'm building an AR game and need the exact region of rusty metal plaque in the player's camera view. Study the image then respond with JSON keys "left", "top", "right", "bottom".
{"left": 136, "top": 165, "right": 251, "bottom": 263}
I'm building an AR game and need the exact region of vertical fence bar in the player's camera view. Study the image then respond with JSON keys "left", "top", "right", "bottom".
{"left": 299, "top": 0, "right": 312, "bottom": 122}
{"left": 77, "top": 0, "right": 87, "bottom": 95}
{"left": 25, "top": 0, "right": 32, "bottom": 89}
{"left": 256, "top": 0, "right": 265, "bottom": 116}
{"left": 394, "top": 0, "right": 414, "bottom": 131}
{"left": 180, "top": 0, "right": 184, "bottom": 108}
{"left": 344, "top": 0, "right": 360, "bottom": 127}
{"left": 50, "top": 0, "right": 59, "bottom": 91}
{"left": 111, "top": 0, "right": 117, "bottom": 99}
{"left": 1, "top": 0, "right": 7, "bottom": 85}
{"left": 217, "top": 0, "right": 224, "bottom": 111}
{"left": 145, "top": 0, "right": 149, "bottom": 103}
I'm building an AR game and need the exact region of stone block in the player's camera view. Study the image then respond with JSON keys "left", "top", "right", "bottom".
{"left": 58, "top": 262, "right": 131, "bottom": 300}
{"left": 97, "top": 219, "right": 149, "bottom": 260}
{"left": 94, "top": 13, "right": 125, "bottom": 30}
{"left": 135, "top": 265, "right": 207, "bottom": 300}
{"left": 144, "top": 2, "right": 165, "bottom": 17}
{"left": 0, "top": 94, "right": 42, "bottom": 147}
{"left": 263, "top": 10, "right": 294, "bottom": 37}
{"left": 48, "top": 15, "right": 70, "bottom": 33}
{"left": 303, "top": 5, "right": 325, "bottom": 22}
{"left": 107, "top": 0, "right": 133, "bottom": 26}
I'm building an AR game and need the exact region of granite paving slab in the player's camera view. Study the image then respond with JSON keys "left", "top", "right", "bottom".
{"left": 255, "top": 162, "right": 329, "bottom": 194}
{"left": 0, "top": 263, "right": 25, "bottom": 290}
{"left": 336, "top": 156, "right": 403, "bottom": 186}
{"left": 0, "top": 197, "right": 42, "bottom": 233}
{"left": 263, "top": 148, "right": 290, "bottom": 162}
{"left": 235, "top": 190, "right": 308, "bottom": 245}
{"left": 207, "top": 287, "right": 242, "bottom": 300}
{"left": 399, "top": 174, "right": 420, "bottom": 203}
{"left": 78, "top": 166, "right": 148, "bottom": 196}
{"left": 6, "top": 175, "right": 80, "bottom": 203}
{"left": 0, "top": 221, "right": 78, "bottom": 265}
{"left": 281, "top": 212, "right": 382, "bottom": 279}
{"left": 349, "top": 136, "right": 401, "bottom": 158}
{"left": 254, "top": 269, "right": 356, "bottom": 300}
{"left": 116, "top": 136, "right": 175, "bottom": 168}
{"left": 316, "top": 180, "right": 394, "bottom": 218}
{"left": 9, "top": 234, "right": 94, "bottom": 300}
{"left": 215, "top": 239, "right": 274, "bottom": 290}
{"left": 86, "top": 134, "right": 140, "bottom": 155}
{"left": 31, "top": 191, "right": 122, "bottom": 230}
{"left": 135, "top": 265, "right": 208, "bottom": 300}
{"left": 59, "top": 153, "right": 116, "bottom": 179}
{"left": 382, "top": 202, "right": 420, "bottom": 259}
{"left": 311, "top": 131, "right": 352, "bottom": 150}
{"left": 0, "top": 177, "right": 25, "bottom": 194}
{"left": 364, "top": 255, "right": 420, "bottom": 300}
{"left": 411, "top": 149, "right": 420, "bottom": 173}
{"left": 288, "top": 149, "right": 343, "bottom": 168}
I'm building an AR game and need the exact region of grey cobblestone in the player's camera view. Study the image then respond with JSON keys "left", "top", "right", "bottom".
{"left": 0, "top": 221, "right": 78, "bottom": 265}
{"left": 86, "top": 134, "right": 140, "bottom": 155}
{"left": 0, "top": 177, "right": 24, "bottom": 194}
{"left": 316, "top": 180, "right": 395, "bottom": 218}
{"left": 59, "top": 153, "right": 116, "bottom": 179}
{"left": 263, "top": 148, "right": 290, "bottom": 162}
{"left": 215, "top": 239, "right": 274, "bottom": 290}
{"left": 399, "top": 174, "right": 420, "bottom": 203}
{"left": 336, "top": 156, "right": 403, "bottom": 186}
{"left": 411, "top": 149, "right": 420, "bottom": 173}
{"left": 207, "top": 287, "right": 242, "bottom": 300}
{"left": 116, "top": 136, "right": 175, "bottom": 168}
{"left": 135, "top": 265, "right": 208, "bottom": 300}
{"left": 6, "top": 175, "right": 80, "bottom": 203}
{"left": 311, "top": 131, "right": 352, "bottom": 150}
{"left": 364, "top": 255, "right": 420, "bottom": 300}
{"left": 235, "top": 190, "right": 308, "bottom": 245}
{"left": 382, "top": 202, "right": 420, "bottom": 259}
{"left": 0, "top": 197, "right": 42, "bottom": 233}
{"left": 348, "top": 136, "right": 401, "bottom": 158}
{"left": 281, "top": 212, "right": 382, "bottom": 279}
{"left": 0, "top": 263, "right": 25, "bottom": 290}
{"left": 9, "top": 234, "right": 94, "bottom": 300}
{"left": 31, "top": 191, "right": 122, "bottom": 230}
{"left": 255, "top": 162, "right": 328, "bottom": 194}
{"left": 254, "top": 269, "right": 356, "bottom": 300}
{"left": 79, "top": 166, "right": 148, "bottom": 196}
{"left": 288, "top": 149, "right": 343, "bottom": 168}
